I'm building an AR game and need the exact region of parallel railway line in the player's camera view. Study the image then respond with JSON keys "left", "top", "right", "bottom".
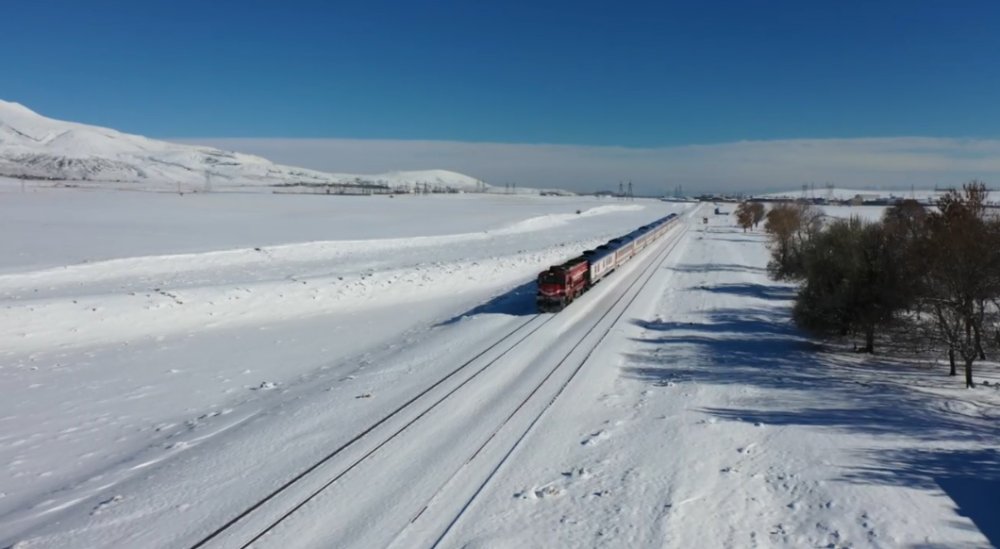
{"left": 188, "top": 216, "right": 691, "bottom": 549}
{"left": 420, "top": 222, "right": 689, "bottom": 548}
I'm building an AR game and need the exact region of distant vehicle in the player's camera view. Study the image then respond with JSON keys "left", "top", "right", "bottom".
{"left": 536, "top": 214, "right": 680, "bottom": 312}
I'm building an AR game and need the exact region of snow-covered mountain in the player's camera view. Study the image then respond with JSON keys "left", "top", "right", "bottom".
{"left": 323, "top": 168, "right": 491, "bottom": 193}
{"left": 0, "top": 99, "right": 491, "bottom": 192}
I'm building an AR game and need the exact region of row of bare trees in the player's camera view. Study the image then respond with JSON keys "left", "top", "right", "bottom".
{"left": 734, "top": 201, "right": 765, "bottom": 232}
{"left": 754, "top": 182, "right": 1000, "bottom": 387}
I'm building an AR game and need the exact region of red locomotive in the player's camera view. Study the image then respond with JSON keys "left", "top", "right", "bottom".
{"left": 536, "top": 256, "right": 590, "bottom": 312}
{"left": 536, "top": 213, "right": 679, "bottom": 312}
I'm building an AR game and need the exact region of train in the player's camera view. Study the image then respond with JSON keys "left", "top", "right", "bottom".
{"left": 536, "top": 213, "right": 681, "bottom": 312}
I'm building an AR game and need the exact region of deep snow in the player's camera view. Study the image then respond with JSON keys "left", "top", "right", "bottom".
{"left": 1, "top": 189, "right": 997, "bottom": 548}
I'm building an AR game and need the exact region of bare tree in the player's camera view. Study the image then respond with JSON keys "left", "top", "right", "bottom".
{"left": 764, "top": 202, "right": 823, "bottom": 280}
{"left": 920, "top": 182, "right": 998, "bottom": 387}
{"left": 778, "top": 185, "right": 999, "bottom": 382}
{"left": 793, "top": 217, "right": 909, "bottom": 353}
{"left": 750, "top": 202, "right": 766, "bottom": 229}
{"left": 734, "top": 202, "right": 754, "bottom": 232}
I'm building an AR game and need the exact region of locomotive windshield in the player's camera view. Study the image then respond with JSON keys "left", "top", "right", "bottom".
{"left": 539, "top": 271, "right": 563, "bottom": 285}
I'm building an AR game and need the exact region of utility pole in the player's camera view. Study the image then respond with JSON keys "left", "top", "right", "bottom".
{"left": 627, "top": 180, "right": 633, "bottom": 201}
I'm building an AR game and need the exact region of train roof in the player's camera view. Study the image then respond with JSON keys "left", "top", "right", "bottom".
{"left": 587, "top": 246, "right": 615, "bottom": 260}
{"left": 606, "top": 236, "right": 634, "bottom": 249}
{"left": 542, "top": 255, "right": 588, "bottom": 274}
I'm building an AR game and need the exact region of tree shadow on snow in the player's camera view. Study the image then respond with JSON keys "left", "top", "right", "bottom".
{"left": 844, "top": 447, "right": 1000, "bottom": 547}
{"left": 702, "top": 225, "right": 745, "bottom": 233}
{"left": 623, "top": 305, "right": 1000, "bottom": 544}
{"left": 435, "top": 280, "right": 537, "bottom": 326}
{"left": 670, "top": 263, "right": 768, "bottom": 275}
{"left": 708, "top": 235, "right": 771, "bottom": 243}
{"left": 624, "top": 307, "right": 999, "bottom": 443}
{"left": 627, "top": 307, "right": 824, "bottom": 394}
{"left": 690, "top": 282, "right": 796, "bottom": 301}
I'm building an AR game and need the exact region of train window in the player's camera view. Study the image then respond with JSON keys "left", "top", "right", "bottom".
{"left": 539, "top": 272, "right": 563, "bottom": 285}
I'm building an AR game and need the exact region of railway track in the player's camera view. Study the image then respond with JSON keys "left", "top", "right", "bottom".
{"left": 187, "top": 218, "right": 691, "bottom": 549}
{"left": 414, "top": 221, "right": 690, "bottom": 548}
{"left": 187, "top": 313, "right": 557, "bottom": 549}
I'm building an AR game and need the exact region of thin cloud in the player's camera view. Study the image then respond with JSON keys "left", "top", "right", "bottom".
{"left": 173, "top": 137, "right": 1000, "bottom": 194}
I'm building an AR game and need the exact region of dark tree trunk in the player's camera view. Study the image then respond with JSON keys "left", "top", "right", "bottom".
{"left": 862, "top": 326, "right": 875, "bottom": 353}
{"left": 949, "top": 348, "right": 956, "bottom": 376}
{"left": 977, "top": 339, "right": 986, "bottom": 360}
{"left": 965, "top": 357, "right": 975, "bottom": 388}
{"left": 974, "top": 321, "right": 986, "bottom": 360}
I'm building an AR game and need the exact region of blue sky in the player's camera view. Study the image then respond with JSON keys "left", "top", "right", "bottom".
{"left": 4, "top": 0, "right": 1000, "bottom": 147}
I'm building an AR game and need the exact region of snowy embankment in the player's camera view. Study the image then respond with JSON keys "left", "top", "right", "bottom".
{"left": 1, "top": 204, "right": 633, "bottom": 354}
{"left": 0, "top": 189, "right": 675, "bottom": 546}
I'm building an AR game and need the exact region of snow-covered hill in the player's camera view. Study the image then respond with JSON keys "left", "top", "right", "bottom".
{"left": 0, "top": 99, "right": 493, "bottom": 192}
{"left": 322, "top": 168, "right": 493, "bottom": 194}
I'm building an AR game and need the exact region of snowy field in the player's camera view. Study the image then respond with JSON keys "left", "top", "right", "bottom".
{"left": 0, "top": 180, "right": 591, "bottom": 271}
{"left": 1, "top": 187, "right": 997, "bottom": 548}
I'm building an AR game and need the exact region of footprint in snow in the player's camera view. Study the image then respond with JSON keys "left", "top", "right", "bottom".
{"left": 738, "top": 443, "right": 756, "bottom": 455}
{"left": 581, "top": 430, "right": 611, "bottom": 446}
{"left": 514, "top": 467, "right": 592, "bottom": 501}
{"left": 91, "top": 495, "right": 124, "bottom": 515}
{"left": 514, "top": 484, "right": 563, "bottom": 500}
{"left": 562, "top": 467, "right": 593, "bottom": 480}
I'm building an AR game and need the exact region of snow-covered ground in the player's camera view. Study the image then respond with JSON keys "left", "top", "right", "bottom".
{"left": 0, "top": 180, "right": 592, "bottom": 272}
{"left": 1, "top": 189, "right": 997, "bottom": 548}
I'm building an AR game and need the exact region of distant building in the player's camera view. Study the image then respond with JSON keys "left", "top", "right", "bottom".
{"left": 848, "top": 193, "right": 880, "bottom": 205}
